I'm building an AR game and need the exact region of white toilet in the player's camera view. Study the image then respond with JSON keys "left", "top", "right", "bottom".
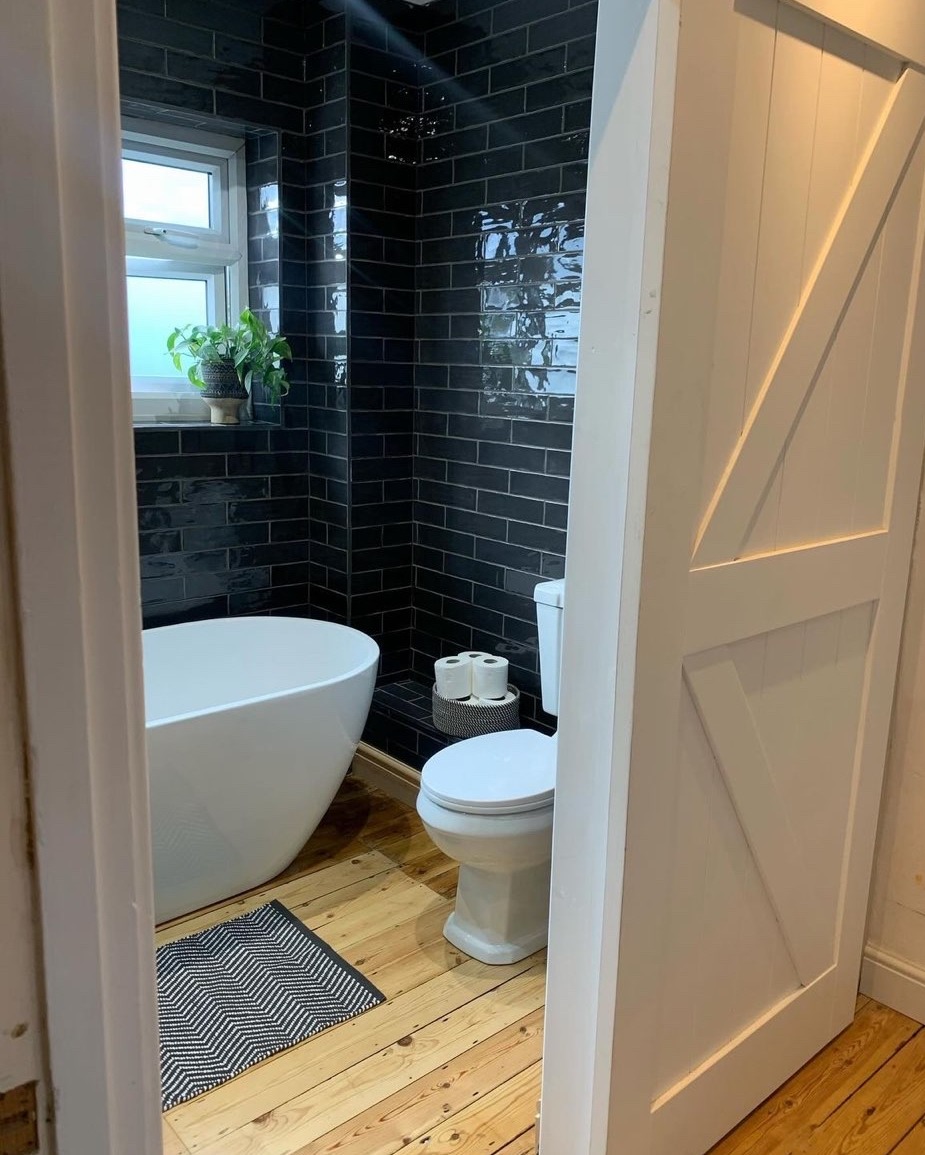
{"left": 416, "top": 578, "right": 564, "bottom": 964}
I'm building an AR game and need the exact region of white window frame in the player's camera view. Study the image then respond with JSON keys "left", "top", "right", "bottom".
{"left": 121, "top": 118, "right": 248, "bottom": 422}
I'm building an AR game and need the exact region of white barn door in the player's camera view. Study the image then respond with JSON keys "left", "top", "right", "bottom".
{"left": 577, "top": 1, "right": 925, "bottom": 1151}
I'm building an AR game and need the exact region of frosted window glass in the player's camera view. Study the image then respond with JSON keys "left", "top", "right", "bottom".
{"left": 122, "top": 159, "right": 211, "bottom": 228}
{"left": 127, "top": 276, "right": 208, "bottom": 382}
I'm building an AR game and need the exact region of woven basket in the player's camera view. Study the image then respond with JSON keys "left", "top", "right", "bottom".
{"left": 432, "top": 685, "right": 521, "bottom": 738}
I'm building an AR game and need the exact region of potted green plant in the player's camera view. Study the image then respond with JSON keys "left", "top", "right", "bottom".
{"left": 167, "top": 309, "right": 292, "bottom": 425}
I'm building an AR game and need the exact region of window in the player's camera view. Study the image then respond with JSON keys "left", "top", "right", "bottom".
{"left": 122, "top": 120, "right": 247, "bottom": 421}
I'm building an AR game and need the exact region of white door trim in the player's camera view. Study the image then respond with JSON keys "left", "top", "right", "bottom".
{"left": 2, "top": 0, "right": 675, "bottom": 1149}
{"left": 0, "top": 2, "right": 161, "bottom": 1154}
{"left": 540, "top": 0, "right": 681, "bottom": 1151}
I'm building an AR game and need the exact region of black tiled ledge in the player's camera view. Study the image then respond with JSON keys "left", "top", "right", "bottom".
{"left": 363, "top": 674, "right": 555, "bottom": 771}
{"left": 133, "top": 421, "right": 280, "bottom": 431}
{"left": 365, "top": 679, "right": 449, "bottom": 770}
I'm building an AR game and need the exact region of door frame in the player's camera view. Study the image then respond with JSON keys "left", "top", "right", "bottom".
{"left": 541, "top": 0, "right": 681, "bottom": 1151}
{"left": 0, "top": 1, "right": 160, "bottom": 1152}
{"left": 8, "top": 0, "right": 669, "bottom": 1149}
{"left": 6, "top": 2, "right": 921, "bottom": 1155}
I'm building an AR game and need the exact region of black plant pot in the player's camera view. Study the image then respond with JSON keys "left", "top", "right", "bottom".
{"left": 199, "top": 360, "right": 247, "bottom": 425}
{"left": 200, "top": 360, "right": 246, "bottom": 398}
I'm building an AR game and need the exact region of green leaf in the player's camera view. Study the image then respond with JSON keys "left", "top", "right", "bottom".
{"left": 164, "top": 308, "right": 290, "bottom": 400}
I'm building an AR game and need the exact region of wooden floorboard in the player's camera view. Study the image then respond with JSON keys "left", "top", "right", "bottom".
{"left": 895, "top": 1120, "right": 925, "bottom": 1153}
{"left": 163, "top": 1119, "right": 189, "bottom": 1155}
{"left": 709, "top": 1004, "right": 925, "bottom": 1155}
{"left": 161, "top": 776, "right": 925, "bottom": 1155}
{"left": 162, "top": 777, "right": 544, "bottom": 1155}
{"left": 496, "top": 1132, "right": 537, "bottom": 1155}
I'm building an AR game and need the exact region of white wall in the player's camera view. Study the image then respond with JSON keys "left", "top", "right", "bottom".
{"left": 864, "top": 465, "right": 925, "bottom": 1020}
{"left": 0, "top": 354, "right": 51, "bottom": 1145}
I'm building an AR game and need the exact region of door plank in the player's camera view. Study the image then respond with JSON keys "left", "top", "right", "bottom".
{"left": 738, "top": 3, "right": 823, "bottom": 558}
{"left": 852, "top": 143, "right": 925, "bottom": 533}
{"left": 773, "top": 23, "right": 866, "bottom": 552}
{"left": 410, "top": 1061, "right": 543, "bottom": 1154}
{"left": 685, "top": 532, "right": 886, "bottom": 654}
{"left": 694, "top": 68, "right": 925, "bottom": 565}
{"left": 708, "top": 1000, "right": 920, "bottom": 1153}
{"left": 168, "top": 953, "right": 542, "bottom": 1150}
{"left": 191, "top": 965, "right": 547, "bottom": 1155}
{"left": 697, "top": 0, "right": 776, "bottom": 524}
{"left": 307, "top": 1007, "right": 544, "bottom": 1155}
{"left": 683, "top": 649, "right": 828, "bottom": 982}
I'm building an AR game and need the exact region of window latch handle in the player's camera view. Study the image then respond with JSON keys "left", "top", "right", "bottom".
{"left": 143, "top": 227, "right": 199, "bottom": 250}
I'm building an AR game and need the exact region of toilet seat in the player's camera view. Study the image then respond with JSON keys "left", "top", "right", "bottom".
{"left": 420, "top": 729, "right": 556, "bottom": 816}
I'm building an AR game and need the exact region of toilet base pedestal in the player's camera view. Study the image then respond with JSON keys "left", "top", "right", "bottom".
{"left": 444, "top": 860, "right": 551, "bottom": 965}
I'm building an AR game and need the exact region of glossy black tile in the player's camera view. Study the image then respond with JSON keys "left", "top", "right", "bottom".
{"left": 139, "top": 530, "right": 183, "bottom": 557}
{"left": 166, "top": 51, "right": 262, "bottom": 97}
{"left": 140, "top": 549, "right": 229, "bottom": 580}
{"left": 135, "top": 454, "right": 227, "bottom": 482}
{"left": 529, "top": 1, "right": 598, "bottom": 50}
{"left": 122, "top": 0, "right": 595, "bottom": 722}
{"left": 137, "top": 480, "right": 182, "bottom": 506}
{"left": 119, "top": 70, "right": 215, "bottom": 113}
{"left": 137, "top": 503, "right": 227, "bottom": 532}
{"left": 117, "top": 9, "right": 214, "bottom": 56}
{"left": 182, "top": 523, "right": 269, "bottom": 551}
{"left": 186, "top": 568, "right": 272, "bottom": 598}
{"left": 119, "top": 39, "right": 167, "bottom": 74}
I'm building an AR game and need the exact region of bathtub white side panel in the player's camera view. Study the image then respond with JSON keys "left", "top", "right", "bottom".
{"left": 150, "top": 664, "right": 376, "bottom": 923}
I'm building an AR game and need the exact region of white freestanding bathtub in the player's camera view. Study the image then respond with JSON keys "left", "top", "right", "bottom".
{"left": 143, "top": 616, "right": 379, "bottom": 923}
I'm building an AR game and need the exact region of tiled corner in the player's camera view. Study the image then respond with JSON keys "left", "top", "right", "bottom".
{"left": 121, "top": 0, "right": 596, "bottom": 732}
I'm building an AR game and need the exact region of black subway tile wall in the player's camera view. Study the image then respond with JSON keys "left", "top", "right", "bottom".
{"left": 302, "top": 1, "right": 351, "bottom": 627}
{"left": 409, "top": 0, "right": 593, "bottom": 731}
{"left": 120, "top": 0, "right": 597, "bottom": 761}
{"left": 120, "top": 0, "right": 327, "bottom": 627}
{"left": 346, "top": 0, "right": 422, "bottom": 678}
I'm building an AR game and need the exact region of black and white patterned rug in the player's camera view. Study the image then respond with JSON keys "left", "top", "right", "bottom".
{"left": 156, "top": 900, "right": 385, "bottom": 1111}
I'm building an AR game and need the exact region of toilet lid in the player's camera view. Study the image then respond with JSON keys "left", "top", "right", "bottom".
{"left": 420, "top": 729, "right": 556, "bottom": 815}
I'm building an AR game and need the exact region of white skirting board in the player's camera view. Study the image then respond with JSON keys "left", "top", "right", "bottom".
{"left": 350, "top": 742, "right": 421, "bottom": 808}
{"left": 860, "top": 945, "right": 925, "bottom": 1024}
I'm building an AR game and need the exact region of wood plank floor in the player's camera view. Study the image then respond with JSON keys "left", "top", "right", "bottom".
{"left": 159, "top": 775, "right": 925, "bottom": 1155}
{"left": 709, "top": 993, "right": 925, "bottom": 1154}
{"left": 158, "top": 774, "right": 544, "bottom": 1155}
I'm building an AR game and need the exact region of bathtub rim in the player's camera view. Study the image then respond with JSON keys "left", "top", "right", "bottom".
{"left": 143, "top": 617, "right": 380, "bottom": 729}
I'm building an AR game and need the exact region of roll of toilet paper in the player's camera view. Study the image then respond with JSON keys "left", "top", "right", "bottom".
{"left": 472, "top": 654, "right": 509, "bottom": 700}
{"left": 457, "top": 650, "right": 491, "bottom": 663}
{"left": 474, "top": 689, "right": 518, "bottom": 708}
{"left": 434, "top": 655, "right": 472, "bottom": 700}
